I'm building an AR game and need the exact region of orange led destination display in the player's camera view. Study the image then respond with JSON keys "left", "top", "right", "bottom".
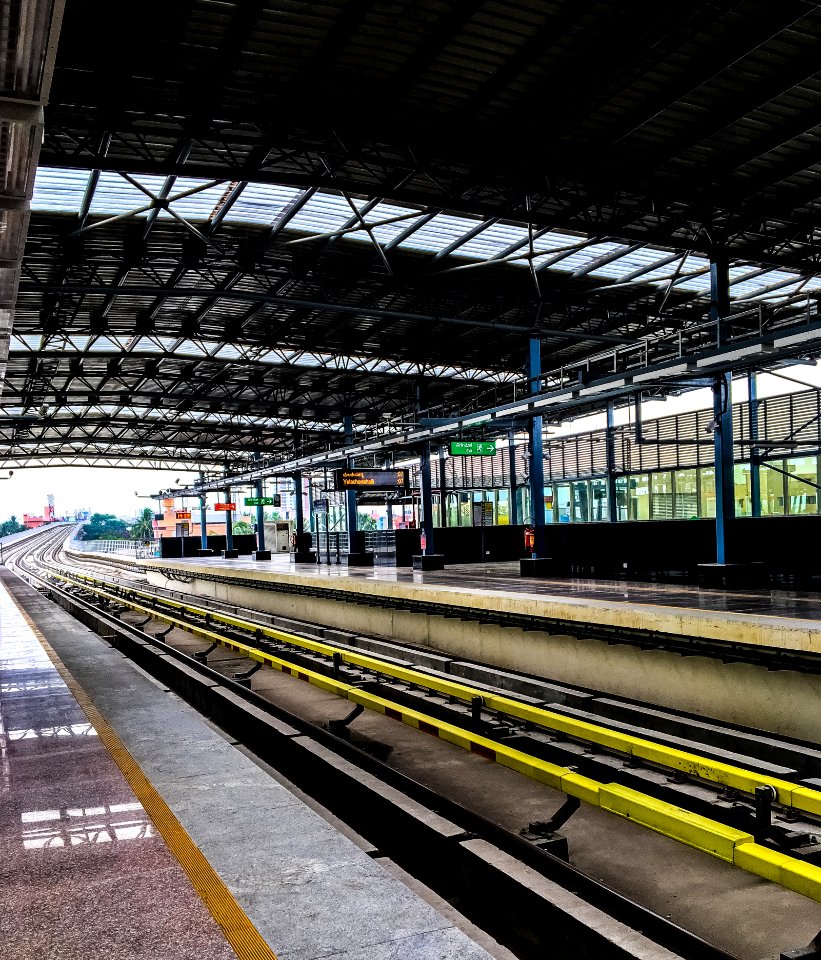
{"left": 214, "top": 502, "right": 236, "bottom": 511}
{"left": 334, "top": 469, "right": 409, "bottom": 491}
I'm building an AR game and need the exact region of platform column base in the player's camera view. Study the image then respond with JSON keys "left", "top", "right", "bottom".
{"left": 697, "top": 562, "right": 769, "bottom": 589}
{"left": 345, "top": 552, "right": 374, "bottom": 567}
{"left": 291, "top": 551, "right": 316, "bottom": 564}
{"left": 221, "top": 549, "right": 239, "bottom": 559}
{"left": 412, "top": 553, "right": 445, "bottom": 571}
{"left": 197, "top": 548, "right": 214, "bottom": 557}
{"left": 520, "top": 557, "right": 557, "bottom": 578}
{"left": 252, "top": 550, "right": 272, "bottom": 561}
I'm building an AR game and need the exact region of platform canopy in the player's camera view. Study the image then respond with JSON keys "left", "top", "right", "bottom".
{"left": 10, "top": 0, "right": 821, "bottom": 469}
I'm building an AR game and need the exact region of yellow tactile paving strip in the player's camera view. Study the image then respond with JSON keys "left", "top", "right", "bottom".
{"left": 5, "top": 582, "right": 279, "bottom": 960}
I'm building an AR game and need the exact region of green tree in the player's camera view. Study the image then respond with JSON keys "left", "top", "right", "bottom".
{"left": 131, "top": 507, "right": 155, "bottom": 539}
{"left": 356, "top": 514, "right": 377, "bottom": 531}
{"left": 79, "top": 513, "right": 131, "bottom": 541}
{"left": 232, "top": 520, "right": 254, "bottom": 535}
{"left": 0, "top": 516, "right": 26, "bottom": 537}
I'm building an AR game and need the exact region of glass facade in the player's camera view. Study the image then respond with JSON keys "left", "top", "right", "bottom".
{"left": 424, "top": 457, "right": 821, "bottom": 528}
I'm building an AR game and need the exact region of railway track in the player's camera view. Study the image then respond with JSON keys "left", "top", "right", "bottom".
{"left": 8, "top": 525, "right": 821, "bottom": 960}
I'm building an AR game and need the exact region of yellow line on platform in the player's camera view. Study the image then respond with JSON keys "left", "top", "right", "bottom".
{"left": 6, "top": 580, "right": 279, "bottom": 960}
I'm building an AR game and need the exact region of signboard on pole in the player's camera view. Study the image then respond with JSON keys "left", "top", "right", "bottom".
{"left": 450, "top": 441, "right": 496, "bottom": 457}
{"left": 175, "top": 510, "right": 192, "bottom": 520}
{"left": 313, "top": 498, "right": 329, "bottom": 514}
{"left": 245, "top": 496, "right": 278, "bottom": 507}
{"left": 214, "top": 502, "right": 236, "bottom": 512}
{"left": 334, "top": 469, "right": 409, "bottom": 491}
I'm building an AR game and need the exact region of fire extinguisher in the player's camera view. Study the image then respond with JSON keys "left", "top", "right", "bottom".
{"left": 420, "top": 529, "right": 427, "bottom": 552}
{"left": 524, "top": 526, "right": 535, "bottom": 553}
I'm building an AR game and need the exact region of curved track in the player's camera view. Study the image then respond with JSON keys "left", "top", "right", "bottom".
{"left": 7, "top": 526, "right": 821, "bottom": 959}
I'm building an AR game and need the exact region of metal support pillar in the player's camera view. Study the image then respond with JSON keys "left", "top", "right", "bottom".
{"left": 438, "top": 445, "right": 447, "bottom": 527}
{"left": 748, "top": 372, "right": 761, "bottom": 518}
{"left": 198, "top": 471, "right": 209, "bottom": 552}
{"left": 219, "top": 485, "right": 237, "bottom": 558}
{"left": 606, "top": 402, "right": 618, "bottom": 523}
{"left": 343, "top": 415, "right": 358, "bottom": 553}
{"left": 253, "top": 452, "right": 266, "bottom": 552}
{"left": 420, "top": 442, "right": 435, "bottom": 555}
{"left": 713, "top": 372, "right": 735, "bottom": 564}
{"left": 294, "top": 471, "right": 305, "bottom": 535}
{"left": 528, "top": 337, "right": 547, "bottom": 557}
{"left": 710, "top": 252, "right": 734, "bottom": 564}
{"left": 508, "top": 430, "right": 519, "bottom": 526}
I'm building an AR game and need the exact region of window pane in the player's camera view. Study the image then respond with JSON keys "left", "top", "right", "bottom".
{"left": 590, "top": 478, "right": 608, "bottom": 521}
{"left": 556, "top": 483, "right": 572, "bottom": 523}
{"left": 627, "top": 474, "right": 650, "bottom": 520}
{"left": 734, "top": 463, "right": 752, "bottom": 517}
{"left": 544, "top": 486, "right": 555, "bottom": 524}
{"left": 699, "top": 468, "right": 716, "bottom": 518}
{"left": 786, "top": 456, "right": 818, "bottom": 515}
{"left": 497, "top": 489, "right": 509, "bottom": 525}
{"left": 615, "top": 477, "right": 628, "bottom": 521}
{"left": 571, "top": 481, "right": 590, "bottom": 522}
{"left": 651, "top": 471, "right": 673, "bottom": 519}
{"left": 760, "top": 463, "right": 785, "bottom": 516}
{"left": 674, "top": 469, "right": 698, "bottom": 519}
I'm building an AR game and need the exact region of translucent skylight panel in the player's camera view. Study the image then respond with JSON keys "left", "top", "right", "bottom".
{"left": 226, "top": 182, "right": 304, "bottom": 225}
{"left": 545, "top": 241, "right": 624, "bottom": 274}
{"left": 89, "top": 172, "right": 169, "bottom": 217}
{"left": 31, "top": 167, "right": 88, "bottom": 213}
{"left": 288, "top": 193, "right": 369, "bottom": 236}
{"left": 397, "top": 213, "right": 484, "bottom": 254}
{"left": 358, "top": 201, "right": 425, "bottom": 245}
{"left": 158, "top": 178, "right": 231, "bottom": 221}
{"left": 456, "top": 222, "right": 529, "bottom": 259}
{"left": 674, "top": 274, "right": 713, "bottom": 294}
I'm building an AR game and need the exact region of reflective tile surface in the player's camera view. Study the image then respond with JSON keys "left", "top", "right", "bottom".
{"left": 0, "top": 582, "right": 236, "bottom": 960}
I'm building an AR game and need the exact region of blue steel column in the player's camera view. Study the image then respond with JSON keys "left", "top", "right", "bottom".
{"left": 343, "top": 415, "right": 357, "bottom": 553}
{"left": 224, "top": 487, "right": 234, "bottom": 550}
{"left": 528, "top": 338, "right": 546, "bottom": 557}
{"left": 606, "top": 402, "right": 618, "bottom": 522}
{"left": 508, "top": 430, "right": 518, "bottom": 526}
{"left": 438, "top": 445, "right": 447, "bottom": 527}
{"left": 420, "top": 443, "right": 435, "bottom": 555}
{"left": 293, "top": 471, "right": 305, "bottom": 536}
{"left": 255, "top": 477, "right": 266, "bottom": 550}
{"left": 748, "top": 372, "right": 761, "bottom": 518}
{"left": 198, "top": 472, "right": 208, "bottom": 550}
{"left": 710, "top": 252, "right": 734, "bottom": 563}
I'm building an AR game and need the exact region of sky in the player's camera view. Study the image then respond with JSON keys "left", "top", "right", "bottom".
{"left": 3, "top": 362, "right": 820, "bottom": 523}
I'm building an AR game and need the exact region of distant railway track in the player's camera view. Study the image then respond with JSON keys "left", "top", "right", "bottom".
{"left": 8, "top": 526, "right": 821, "bottom": 960}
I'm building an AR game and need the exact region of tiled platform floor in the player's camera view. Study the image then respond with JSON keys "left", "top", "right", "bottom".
{"left": 0, "top": 570, "right": 495, "bottom": 960}
{"left": 0, "top": 579, "right": 237, "bottom": 960}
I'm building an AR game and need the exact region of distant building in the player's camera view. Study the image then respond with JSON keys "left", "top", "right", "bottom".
{"left": 153, "top": 498, "right": 225, "bottom": 539}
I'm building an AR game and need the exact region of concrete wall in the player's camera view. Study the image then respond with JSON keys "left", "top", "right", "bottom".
{"left": 145, "top": 568, "right": 821, "bottom": 743}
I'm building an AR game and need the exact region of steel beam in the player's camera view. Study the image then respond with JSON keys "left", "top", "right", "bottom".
{"left": 528, "top": 337, "right": 547, "bottom": 557}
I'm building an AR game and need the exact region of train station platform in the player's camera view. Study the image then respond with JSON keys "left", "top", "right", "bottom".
{"left": 131, "top": 554, "right": 821, "bottom": 743}
{"left": 0, "top": 568, "right": 496, "bottom": 960}
{"left": 139, "top": 554, "right": 821, "bottom": 657}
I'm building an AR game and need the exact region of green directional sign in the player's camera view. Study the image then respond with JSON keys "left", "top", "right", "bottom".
{"left": 450, "top": 440, "right": 497, "bottom": 457}
{"left": 245, "top": 496, "right": 275, "bottom": 507}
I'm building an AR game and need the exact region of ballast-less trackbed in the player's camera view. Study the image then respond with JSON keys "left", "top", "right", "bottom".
{"left": 21, "top": 530, "right": 821, "bottom": 911}
{"left": 3, "top": 523, "right": 747, "bottom": 960}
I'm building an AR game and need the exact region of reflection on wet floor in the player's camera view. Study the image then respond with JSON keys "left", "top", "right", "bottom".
{"left": 0, "top": 578, "right": 238, "bottom": 959}
{"left": 161, "top": 555, "right": 821, "bottom": 622}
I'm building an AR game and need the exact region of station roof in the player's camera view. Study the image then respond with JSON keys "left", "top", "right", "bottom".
{"left": 10, "top": 0, "right": 821, "bottom": 469}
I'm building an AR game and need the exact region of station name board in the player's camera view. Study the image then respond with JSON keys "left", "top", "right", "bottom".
{"left": 245, "top": 495, "right": 281, "bottom": 507}
{"left": 175, "top": 510, "right": 192, "bottom": 520}
{"left": 334, "top": 469, "right": 409, "bottom": 491}
{"left": 214, "top": 502, "right": 236, "bottom": 512}
{"left": 450, "top": 441, "right": 497, "bottom": 456}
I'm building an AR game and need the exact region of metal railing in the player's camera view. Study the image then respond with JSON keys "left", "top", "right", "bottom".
{"left": 70, "top": 536, "right": 160, "bottom": 559}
